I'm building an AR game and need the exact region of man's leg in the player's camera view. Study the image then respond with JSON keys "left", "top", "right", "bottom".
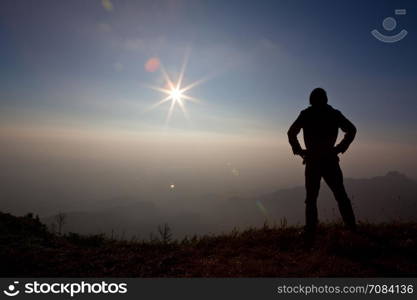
{"left": 304, "top": 160, "right": 321, "bottom": 234}
{"left": 322, "top": 159, "right": 356, "bottom": 231}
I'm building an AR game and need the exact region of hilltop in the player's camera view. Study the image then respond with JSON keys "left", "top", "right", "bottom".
{"left": 1, "top": 212, "right": 416, "bottom": 277}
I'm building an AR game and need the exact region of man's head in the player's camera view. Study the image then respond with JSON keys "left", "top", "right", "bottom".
{"left": 309, "top": 88, "right": 328, "bottom": 106}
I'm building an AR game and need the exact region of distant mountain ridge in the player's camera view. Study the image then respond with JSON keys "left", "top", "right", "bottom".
{"left": 259, "top": 171, "right": 417, "bottom": 224}
{"left": 42, "top": 172, "right": 417, "bottom": 238}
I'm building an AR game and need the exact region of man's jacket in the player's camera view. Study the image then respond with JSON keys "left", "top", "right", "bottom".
{"left": 287, "top": 104, "right": 356, "bottom": 158}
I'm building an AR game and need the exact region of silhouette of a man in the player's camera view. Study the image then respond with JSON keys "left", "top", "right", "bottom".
{"left": 287, "top": 88, "right": 357, "bottom": 241}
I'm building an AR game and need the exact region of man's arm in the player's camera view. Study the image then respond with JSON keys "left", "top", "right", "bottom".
{"left": 334, "top": 111, "right": 356, "bottom": 154}
{"left": 287, "top": 112, "right": 304, "bottom": 155}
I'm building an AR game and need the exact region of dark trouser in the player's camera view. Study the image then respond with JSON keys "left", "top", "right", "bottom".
{"left": 304, "top": 156, "right": 356, "bottom": 233}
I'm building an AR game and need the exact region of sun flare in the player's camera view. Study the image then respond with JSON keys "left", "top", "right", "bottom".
{"left": 147, "top": 52, "right": 205, "bottom": 123}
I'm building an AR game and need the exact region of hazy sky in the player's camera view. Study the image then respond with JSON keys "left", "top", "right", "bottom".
{"left": 1, "top": 1, "right": 417, "bottom": 215}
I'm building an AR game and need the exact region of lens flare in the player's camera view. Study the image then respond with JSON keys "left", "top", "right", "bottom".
{"left": 145, "top": 57, "right": 160, "bottom": 72}
{"left": 101, "top": 0, "right": 114, "bottom": 12}
{"left": 256, "top": 200, "right": 269, "bottom": 218}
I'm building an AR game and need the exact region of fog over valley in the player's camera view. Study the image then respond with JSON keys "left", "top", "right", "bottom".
{"left": 1, "top": 126, "right": 416, "bottom": 238}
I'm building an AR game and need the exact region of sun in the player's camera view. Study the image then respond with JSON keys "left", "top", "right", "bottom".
{"left": 170, "top": 88, "right": 183, "bottom": 102}
{"left": 147, "top": 51, "right": 205, "bottom": 123}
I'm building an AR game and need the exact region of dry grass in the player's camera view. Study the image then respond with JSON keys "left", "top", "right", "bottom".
{"left": 1, "top": 212, "right": 416, "bottom": 277}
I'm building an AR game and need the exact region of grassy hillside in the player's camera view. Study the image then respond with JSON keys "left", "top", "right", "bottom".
{"left": 1, "top": 212, "right": 416, "bottom": 277}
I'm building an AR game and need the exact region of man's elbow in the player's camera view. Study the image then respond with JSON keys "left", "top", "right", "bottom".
{"left": 350, "top": 124, "right": 357, "bottom": 137}
{"left": 287, "top": 127, "right": 296, "bottom": 139}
